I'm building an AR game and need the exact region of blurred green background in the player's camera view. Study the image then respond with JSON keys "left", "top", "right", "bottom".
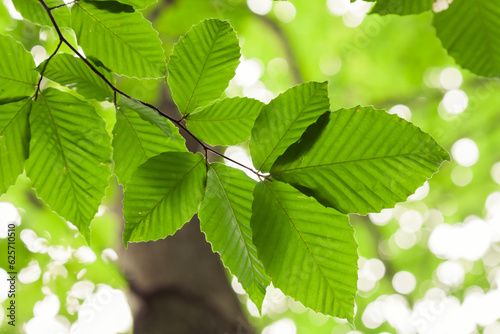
{"left": 1, "top": 0, "right": 500, "bottom": 333}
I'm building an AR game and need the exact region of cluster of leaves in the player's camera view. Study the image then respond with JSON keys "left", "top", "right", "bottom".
{"left": 0, "top": 0, "right": 449, "bottom": 322}
{"left": 363, "top": 0, "right": 500, "bottom": 78}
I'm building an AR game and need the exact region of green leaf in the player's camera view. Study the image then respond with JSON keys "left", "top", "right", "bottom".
{"left": 370, "top": 0, "right": 433, "bottom": 15}
{"left": 123, "top": 152, "right": 207, "bottom": 244}
{"left": 185, "top": 97, "right": 264, "bottom": 146}
{"left": 249, "top": 81, "right": 330, "bottom": 173}
{"left": 0, "top": 99, "right": 31, "bottom": 195}
{"left": 71, "top": 1, "right": 166, "bottom": 79}
{"left": 12, "top": 0, "right": 70, "bottom": 27}
{"left": 271, "top": 107, "right": 450, "bottom": 215}
{"left": 112, "top": 99, "right": 186, "bottom": 185}
{"left": 91, "top": 0, "right": 158, "bottom": 9}
{"left": 199, "top": 163, "right": 269, "bottom": 310}
{"left": 25, "top": 88, "right": 112, "bottom": 241}
{"left": 119, "top": 98, "right": 175, "bottom": 138}
{"left": 0, "top": 34, "right": 38, "bottom": 102}
{"left": 433, "top": 0, "right": 500, "bottom": 78}
{"left": 251, "top": 181, "right": 358, "bottom": 321}
{"left": 168, "top": 19, "right": 241, "bottom": 115}
{"left": 37, "top": 53, "right": 115, "bottom": 102}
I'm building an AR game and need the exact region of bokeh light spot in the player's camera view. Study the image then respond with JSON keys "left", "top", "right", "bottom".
{"left": 0, "top": 202, "right": 20, "bottom": 238}
{"left": 440, "top": 67, "right": 463, "bottom": 90}
{"left": 491, "top": 162, "right": 500, "bottom": 185}
{"left": 451, "top": 166, "right": 473, "bottom": 187}
{"left": 247, "top": 0, "right": 272, "bottom": 15}
{"left": 369, "top": 208, "right": 393, "bottom": 226}
{"left": 319, "top": 55, "right": 342, "bottom": 76}
{"left": 388, "top": 104, "right": 411, "bottom": 121}
{"left": 274, "top": 1, "right": 296, "bottom": 23}
{"left": 392, "top": 271, "right": 417, "bottom": 294}
{"left": 437, "top": 261, "right": 465, "bottom": 286}
{"left": 262, "top": 318, "right": 297, "bottom": 334}
{"left": 451, "top": 138, "right": 479, "bottom": 167}
{"left": 399, "top": 210, "right": 423, "bottom": 233}
{"left": 18, "top": 260, "right": 41, "bottom": 284}
{"left": 442, "top": 89, "right": 468, "bottom": 115}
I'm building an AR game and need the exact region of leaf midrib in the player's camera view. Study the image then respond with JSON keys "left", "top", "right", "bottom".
{"left": 44, "top": 58, "right": 110, "bottom": 96}
{"left": 76, "top": 4, "right": 157, "bottom": 71}
{"left": 188, "top": 115, "right": 255, "bottom": 122}
{"left": 39, "top": 93, "right": 82, "bottom": 222}
{"left": 258, "top": 87, "right": 325, "bottom": 171}
{"left": 472, "top": 0, "right": 497, "bottom": 71}
{"left": 183, "top": 24, "right": 225, "bottom": 115}
{"left": 0, "top": 74, "right": 36, "bottom": 86}
{"left": 0, "top": 99, "right": 31, "bottom": 137}
{"left": 211, "top": 167, "right": 262, "bottom": 282}
{"left": 263, "top": 182, "right": 345, "bottom": 314}
{"left": 271, "top": 151, "right": 440, "bottom": 174}
{"left": 132, "top": 156, "right": 204, "bottom": 228}
{"left": 118, "top": 108, "right": 149, "bottom": 158}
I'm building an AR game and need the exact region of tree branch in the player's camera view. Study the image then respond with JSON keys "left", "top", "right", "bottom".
{"left": 37, "top": 0, "right": 265, "bottom": 179}
{"left": 35, "top": 39, "right": 62, "bottom": 99}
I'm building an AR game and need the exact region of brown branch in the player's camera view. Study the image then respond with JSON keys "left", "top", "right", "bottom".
{"left": 37, "top": 0, "right": 265, "bottom": 179}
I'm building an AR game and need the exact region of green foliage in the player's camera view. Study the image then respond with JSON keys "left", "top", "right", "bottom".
{"left": 0, "top": 0, "right": 455, "bottom": 326}
{"left": 71, "top": 0, "right": 166, "bottom": 78}
{"left": 433, "top": 0, "right": 500, "bottom": 78}
{"left": 365, "top": 0, "right": 500, "bottom": 79}
{"left": 37, "top": 53, "right": 115, "bottom": 102}
{"left": 252, "top": 180, "right": 358, "bottom": 321}
{"left": 250, "top": 81, "right": 330, "bottom": 173}
{"left": 25, "top": 88, "right": 112, "bottom": 242}
{"left": 0, "top": 99, "right": 31, "bottom": 194}
{"left": 0, "top": 34, "right": 38, "bottom": 102}
{"left": 271, "top": 106, "right": 449, "bottom": 215}
{"left": 185, "top": 97, "right": 264, "bottom": 146}
{"left": 12, "top": 0, "right": 70, "bottom": 27}
{"left": 167, "top": 19, "right": 241, "bottom": 115}
{"left": 112, "top": 99, "right": 186, "bottom": 184}
{"left": 122, "top": 152, "right": 207, "bottom": 243}
{"left": 91, "top": 0, "right": 158, "bottom": 9}
{"left": 370, "top": 0, "right": 433, "bottom": 15}
{"left": 199, "top": 163, "right": 269, "bottom": 309}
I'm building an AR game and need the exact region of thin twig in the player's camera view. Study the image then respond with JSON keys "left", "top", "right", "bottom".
{"left": 207, "top": 149, "right": 261, "bottom": 176}
{"left": 37, "top": 0, "right": 266, "bottom": 179}
{"left": 49, "top": 0, "right": 79, "bottom": 11}
{"left": 35, "top": 39, "right": 62, "bottom": 99}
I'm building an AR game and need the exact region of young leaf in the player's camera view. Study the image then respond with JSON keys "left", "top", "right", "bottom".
{"left": 185, "top": 97, "right": 264, "bottom": 146}
{"left": 26, "top": 88, "right": 112, "bottom": 242}
{"left": 370, "top": 0, "right": 432, "bottom": 15}
{"left": 0, "top": 34, "right": 38, "bottom": 102}
{"left": 12, "top": 0, "right": 70, "bottom": 27}
{"left": 251, "top": 181, "right": 358, "bottom": 321}
{"left": 168, "top": 19, "right": 240, "bottom": 115}
{"left": 249, "top": 81, "right": 330, "bottom": 173}
{"left": 123, "top": 152, "right": 207, "bottom": 244}
{"left": 37, "top": 53, "right": 115, "bottom": 102}
{"left": 112, "top": 99, "right": 186, "bottom": 185}
{"left": 199, "top": 163, "right": 269, "bottom": 310}
{"left": 71, "top": 1, "right": 166, "bottom": 79}
{"left": 0, "top": 99, "right": 31, "bottom": 195}
{"left": 271, "top": 107, "right": 450, "bottom": 215}
{"left": 119, "top": 98, "right": 175, "bottom": 139}
{"left": 433, "top": 0, "right": 500, "bottom": 78}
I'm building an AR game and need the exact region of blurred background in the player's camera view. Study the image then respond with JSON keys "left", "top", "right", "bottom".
{"left": 1, "top": 0, "right": 500, "bottom": 333}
